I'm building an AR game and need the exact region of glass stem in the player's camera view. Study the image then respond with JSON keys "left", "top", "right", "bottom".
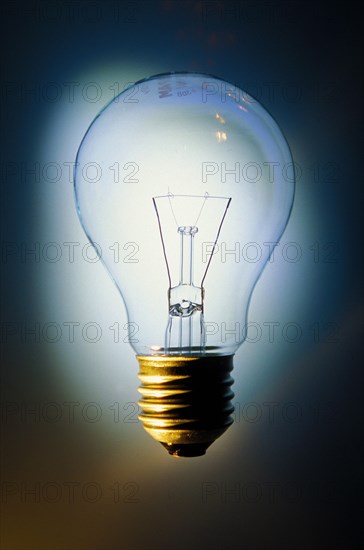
{"left": 179, "top": 227, "right": 194, "bottom": 286}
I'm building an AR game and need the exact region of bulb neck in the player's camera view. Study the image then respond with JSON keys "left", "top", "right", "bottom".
{"left": 137, "top": 355, "right": 234, "bottom": 458}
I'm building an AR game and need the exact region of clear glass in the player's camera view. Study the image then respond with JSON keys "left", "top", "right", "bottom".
{"left": 74, "top": 72, "right": 295, "bottom": 356}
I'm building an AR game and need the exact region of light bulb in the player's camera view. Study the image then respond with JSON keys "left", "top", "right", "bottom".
{"left": 74, "top": 72, "right": 295, "bottom": 457}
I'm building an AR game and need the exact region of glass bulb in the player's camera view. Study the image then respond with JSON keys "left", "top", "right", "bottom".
{"left": 74, "top": 72, "right": 295, "bottom": 457}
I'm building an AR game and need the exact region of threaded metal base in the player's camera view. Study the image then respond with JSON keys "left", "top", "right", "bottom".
{"left": 137, "top": 355, "right": 234, "bottom": 458}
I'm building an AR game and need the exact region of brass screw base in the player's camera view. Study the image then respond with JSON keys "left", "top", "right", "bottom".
{"left": 137, "top": 355, "right": 234, "bottom": 458}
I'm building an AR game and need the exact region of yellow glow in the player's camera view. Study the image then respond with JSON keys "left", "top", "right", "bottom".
{"left": 215, "top": 113, "right": 226, "bottom": 124}
{"left": 215, "top": 131, "right": 227, "bottom": 142}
